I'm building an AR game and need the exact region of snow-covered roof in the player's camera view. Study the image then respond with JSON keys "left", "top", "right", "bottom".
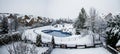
{"left": 26, "top": 18, "right": 32, "bottom": 23}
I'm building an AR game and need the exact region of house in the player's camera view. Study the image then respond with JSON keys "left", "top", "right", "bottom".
{"left": 14, "top": 14, "right": 47, "bottom": 27}
{"left": 18, "top": 17, "right": 24, "bottom": 24}
{"left": 25, "top": 18, "right": 34, "bottom": 26}
{"left": 37, "top": 16, "right": 42, "bottom": 22}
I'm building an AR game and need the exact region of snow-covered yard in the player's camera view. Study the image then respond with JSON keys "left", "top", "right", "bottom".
{"left": 22, "top": 24, "right": 96, "bottom": 46}
{"left": 17, "top": 24, "right": 111, "bottom": 54}
{"left": 0, "top": 42, "right": 112, "bottom": 54}
{"left": 51, "top": 47, "right": 111, "bottom": 54}
{"left": 0, "top": 42, "right": 48, "bottom": 54}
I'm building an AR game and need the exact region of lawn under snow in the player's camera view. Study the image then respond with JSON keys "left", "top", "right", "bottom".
{"left": 0, "top": 42, "right": 48, "bottom": 54}
{"left": 22, "top": 24, "right": 96, "bottom": 46}
{"left": 51, "top": 47, "right": 111, "bottom": 54}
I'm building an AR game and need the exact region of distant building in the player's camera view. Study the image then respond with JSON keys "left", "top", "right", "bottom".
{"left": 18, "top": 15, "right": 43, "bottom": 26}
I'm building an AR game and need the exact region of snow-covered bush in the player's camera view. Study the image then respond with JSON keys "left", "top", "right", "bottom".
{"left": 36, "top": 35, "right": 42, "bottom": 47}
{"left": 106, "top": 14, "right": 120, "bottom": 48}
{"left": 22, "top": 29, "right": 37, "bottom": 43}
{"left": 2, "top": 15, "right": 8, "bottom": 34}
{"left": 0, "top": 33, "right": 21, "bottom": 45}
{"left": 7, "top": 42, "right": 38, "bottom": 54}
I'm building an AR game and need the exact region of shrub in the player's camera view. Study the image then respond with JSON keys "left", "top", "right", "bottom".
{"left": 7, "top": 42, "right": 38, "bottom": 54}
{"left": 36, "top": 35, "right": 42, "bottom": 47}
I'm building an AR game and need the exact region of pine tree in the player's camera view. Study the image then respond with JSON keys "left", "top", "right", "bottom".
{"left": 36, "top": 35, "right": 42, "bottom": 47}
{"left": 2, "top": 15, "right": 8, "bottom": 33}
{"left": 74, "top": 8, "right": 87, "bottom": 34}
{"left": 78, "top": 8, "right": 87, "bottom": 29}
{"left": 106, "top": 14, "right": 120, "bottom": 48}
{"left": 51, "top": 36, "right": 55, "bottom": 48}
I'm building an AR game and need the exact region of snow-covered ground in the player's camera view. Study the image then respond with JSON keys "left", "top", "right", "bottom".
{"left": 0, "top": 43, "right": 112, "bottom": 54}
{"left": 51, "top": 47, "right": 111, "bottom": 54}
{"left": 22, "top": 24, "right": 95, "bottom": 46}
{"left": 0, "top": 42, "right": 48, "bottom": 54}
{"left": 0, "top": 24, "right": 113, "bottom": 54}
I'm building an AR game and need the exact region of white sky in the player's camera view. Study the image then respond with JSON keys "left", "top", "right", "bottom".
{"left": 0, "top": 0, "right": 120, "bottom": 19}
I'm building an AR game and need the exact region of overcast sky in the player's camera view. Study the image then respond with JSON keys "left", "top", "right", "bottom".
{"left": 0, "top": 0, "right": 120, "bottom": 19}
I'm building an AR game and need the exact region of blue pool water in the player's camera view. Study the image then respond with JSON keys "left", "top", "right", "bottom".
{"left": 42, "top": 30, "right": 72, "bottom": 37}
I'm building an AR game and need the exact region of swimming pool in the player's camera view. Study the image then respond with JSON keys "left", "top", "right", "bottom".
{"left": 42, "top": 30, "right": 72, "bottom": 37}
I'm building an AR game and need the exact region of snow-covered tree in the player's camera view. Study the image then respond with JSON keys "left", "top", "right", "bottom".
{"left": 95, "top": 16, "right": 107, "bottom": 36}
{"left": 89, "top": 8, "right": 97, "bottom": 32}
{"left": 51, "top": 36, "right": 55, "bottom": 48}
{"left": 14, "top": 14, "right": 19, "bottom": 31}
{"left": 7, "top": 42, "right": 38, "bottom": 54}
{"left": 86, "top": 8, "right": 107, "bottom": 37}
{"left": 36, "top": 35, "right": 42, "bottom": 47}
{"left": 74, "top": 8, "right": 87, "bottom": 34}
{"left": 8, "top": 14, "right": 15, "bottom": 32}
{"left": 106, "top": 14, "right": 120, "bottom": 48}
{"left": 2, "top": 15, "right": 8, "bottom": 33}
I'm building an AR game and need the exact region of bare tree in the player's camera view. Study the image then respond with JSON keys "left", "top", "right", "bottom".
{"left": 7, "top": 42, "right": 38, "bottom": 54}
{"left": 89, "top": 8, "right": 98, "bottom": 33}
{"left": 13, "top": 14, "right": 19, "bottom": 31}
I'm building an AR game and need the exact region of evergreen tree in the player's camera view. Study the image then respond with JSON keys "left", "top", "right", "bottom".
{"left": 36, "top": 35, "right": 42, "bottom": 47}
{"left": 106, "top": 15, "right": 120, "bottom": 48}
{"left": 2, "top": 15, "right": 8, "bottom": 33}
{"left": 74, "top": 8, "right": 87, "bottom": 34}
{"left": 51, "top": 36, "right": 55, "bottom": 48}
